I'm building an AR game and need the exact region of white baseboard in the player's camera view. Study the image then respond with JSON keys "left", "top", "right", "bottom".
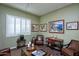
{"left": 10, "top": 46, "right": 16, "bottom": 50}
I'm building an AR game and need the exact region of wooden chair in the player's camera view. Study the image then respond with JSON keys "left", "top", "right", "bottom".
{"left": 61, "top": 40, "right": 79, "bottom": 56}
{"left": 32, "top": 35, "right": 44, "bottom": 45}
{"left": 0, "top": 48, "right": 11, "bottom": 56}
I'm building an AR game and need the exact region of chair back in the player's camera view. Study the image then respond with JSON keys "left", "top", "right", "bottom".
{"left": 68, "top": 40, "right": 79, "bottom": 51}
{"left": 36, "top": 35, "right": 44, "bottom": 41}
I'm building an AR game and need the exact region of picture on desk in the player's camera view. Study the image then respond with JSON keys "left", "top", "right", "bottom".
{"left": 49, "top": 20, "right": 64, "bottom": 33}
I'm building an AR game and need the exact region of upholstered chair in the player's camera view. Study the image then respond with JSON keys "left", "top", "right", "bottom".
{"left": 32, "top": 35, "right": 44, "bottom": 45}
{"left": 62, "top": 40, "right": 79, "bottom": 56}
{"left": 0, "top": 48, "right": 11, "bottom": 56}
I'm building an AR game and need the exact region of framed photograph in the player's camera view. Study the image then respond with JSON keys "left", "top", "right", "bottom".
{"left": 49, "top": 20, "right": 64, "bottom": 33}
{"left": 32, "top": 24, "right": 39, "bottom": 32}
{"left": 66, "top": 22, "right": 78, "bottom": 30}
{"left": 40, "top": 24, "right": 47, "bottom": 32}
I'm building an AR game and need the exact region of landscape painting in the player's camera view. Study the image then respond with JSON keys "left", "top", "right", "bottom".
{"left": 49, "top": 20, "right": 64, "bottom": 33}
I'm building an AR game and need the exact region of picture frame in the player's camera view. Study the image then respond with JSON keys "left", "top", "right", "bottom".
{"left": 40, "top": 24, "right": 47, "bottom": 32}
{"left": 49, "top": 20, "right": 64, "bottom": 34}
{"left": 66, "top": 21, "right": 78, "bottom": 30}
{"left": 32, "top": 24, "right": 39, "bottom": 32}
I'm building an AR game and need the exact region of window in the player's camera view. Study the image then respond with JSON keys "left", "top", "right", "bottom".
{"left": 6, "top": 14, "right": 31, "bottom": 37}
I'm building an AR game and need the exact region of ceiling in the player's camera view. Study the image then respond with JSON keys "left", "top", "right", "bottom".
{"left": 3, "top": 3, "right": 71, "bottom": 16}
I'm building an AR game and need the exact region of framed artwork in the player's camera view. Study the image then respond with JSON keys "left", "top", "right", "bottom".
{"left": 32, "top": 24, "right": 39, "bottom": 32}
{"left": 66, "top": 21, "right": 78, "bottom": 30}
{"left": 40, "top": 24, "right": 47, "bottom": 32}
{"left": 49, "top": 20, "right": 64, "bottom": 33}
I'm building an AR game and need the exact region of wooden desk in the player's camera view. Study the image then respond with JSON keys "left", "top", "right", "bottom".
{"left": 46, "top": 37, "right": 63, "bottom": 51}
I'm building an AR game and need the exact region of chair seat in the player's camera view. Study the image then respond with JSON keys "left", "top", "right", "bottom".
{"left": 62, "top": 48, "right": 77, "bottom": 56}
{"left": 0, "top": 53, "right": 10, "bottom": 56}
{"left": 36, "top": 41, "right": 43, "bottom": 45}
{"left": 62, "top": 40, "right": 79, "bottom": 56}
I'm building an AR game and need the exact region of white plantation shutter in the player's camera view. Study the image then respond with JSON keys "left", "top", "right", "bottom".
{"left": 6, "top": 15, "right": 15, "bottom": 37}
{"left": 21, "top": 18, "right": 26, "bottom": 34}
{"left": 26, "top": 19, "right": 31, "bottom": 35}
{"left": 15, "top": 17, "right": 21, "bottom": 35}
{"left": 6, "top": 14, "right": 31, "bottom": 37}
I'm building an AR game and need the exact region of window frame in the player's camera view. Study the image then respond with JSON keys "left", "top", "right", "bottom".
{"left": 6, "top": 14, "right": 31, "bottom": 37}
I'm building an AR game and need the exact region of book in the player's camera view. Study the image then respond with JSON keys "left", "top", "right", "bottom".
{"left": 32, "top": 49, "right": 46, "bottom": 56}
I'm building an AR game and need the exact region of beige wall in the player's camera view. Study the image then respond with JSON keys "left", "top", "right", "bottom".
{"left": 0, "top": 4, "right": 40, "bottom": 49}
{"left": 40, "top": 4, "right": 79, "bottom": 44}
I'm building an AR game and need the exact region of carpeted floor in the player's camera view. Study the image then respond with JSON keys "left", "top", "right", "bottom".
{"left": 11, "top": 46, "right": 61, "bottom": 56}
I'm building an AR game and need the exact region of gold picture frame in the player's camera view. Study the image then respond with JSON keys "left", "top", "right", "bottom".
{"left": 49, "top": 20, "right": 64, "bottom": 34}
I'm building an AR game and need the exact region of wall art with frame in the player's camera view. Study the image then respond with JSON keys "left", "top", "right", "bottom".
{"left": 40, "top": 24, "right": 47, "bottom": 32}
{"left": 66, "top": 21, "right": 78, "bottom": 30}
{"left": 49, "top": 20, "right": 64, "bottom": 34}
{"left": 32, "top": 24, "right": 39, "bottom": 32}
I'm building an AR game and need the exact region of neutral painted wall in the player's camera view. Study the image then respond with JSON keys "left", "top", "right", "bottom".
{"left": 0, "top": 4, "right": 40, "bottom": 49}
{"left": 40, "top": 4, "right": 79, "bottom": 44}
{"left": 0, "top": 3, "right": 79, "bottom": 49}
